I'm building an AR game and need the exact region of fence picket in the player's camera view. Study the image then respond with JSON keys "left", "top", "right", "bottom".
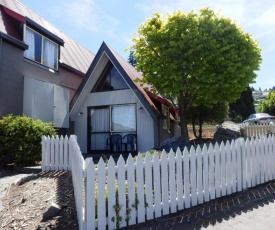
{"left": 50, "top": 137, "right": 55, "bottom": 170}
{"left": 251, "top": 138, "right": 256, "bottom": 187}
{"left": 145, "top": 152, "right": 154, "bottom": 220}
{"left": 183, "top": 148, "right": 190, "bottom": 208}
{"left": 208, "top": 144, "right": 215, "bottom": 200}
{"left": 264, "top": 136, "right": 269, "bottom": 182}
{"left": 225, "top": 141, "right": 232, "bottom": 195}
{"left": 86, "top": 158, "right": 96, "bottom": 230}
{"left": 161, "top": 150, "right": 169, "bottom": 215}
{"left": 272, "top": 135, "right": 275, "bottom": 179}
{"left": 41, "top": 136, "right": 46, "bottom": 172}
{"left": 267, "top": 136, "right": 273, "bottom": 181}
{"left": 260, "top": 136, "right": 265, "bottom": 183}
{"left": 59, "top": 136, "right": 64, "bottom": 171}
{"left": 255, "top": 137, "right": 260, "bottom": 185}
{"left": 231, "top": 140, "right": 237, "bottom": 193}
{"left": 241, "top": 139, "right": 247, "bottom": 190}
{"left": 202, "top": 145, "right": 209, "bottom": 202}
{"left": 196, "top": 146, "right": 203, "bottom": 204}
{"left": 107, "top": 157, "right": 116, "bottom": 229}
{"left": 54, "top": 136, "right": 59, "bottom": 171}
{"left": 220, "top": 142, "right": 226, "bottom": 196}
{"left": 153, "top": 151, "right": 162, "bottom": 218}
{"left": 117, "top": 156, "right": 127, "bottom": 228}
{"left": 246, "top": 139, "right": 252, "bottom": 188}
{"left": 190, "top": 146, "right": 197, "bottom": 206}
{"left": 236, "top": 139, "right": 242, "bottom": 192}
{"left": 136, "top": 154, "right": 145, "bottom": 223}
{"left": 168, "top": 150, "right": 177, "bottom": 213}
{"left": 97, "top": 158, "right": 106, "bottom": 229}
{"left": 176, "top": 149, "right": 184, "bottom": 210}
{"left": 127, "top": 155, "right": 136, "bottom": 225}
{"left": 214, "top": 143, "right": 221, "bottom": 198}
{"left": 64, "top": 136, "right": 69, "bottom": 171}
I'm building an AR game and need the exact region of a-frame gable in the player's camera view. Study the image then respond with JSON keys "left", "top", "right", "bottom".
{"left": 70, "top": 42, "right": 159, "bottom": 120}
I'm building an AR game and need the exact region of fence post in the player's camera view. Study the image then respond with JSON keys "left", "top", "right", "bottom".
{"left": 41, "top": 136, "right": 46, "bottom": 172}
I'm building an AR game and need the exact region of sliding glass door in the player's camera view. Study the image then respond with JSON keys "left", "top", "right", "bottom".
{"left": 88, "top": 104, "right": 136, "bottom": 153}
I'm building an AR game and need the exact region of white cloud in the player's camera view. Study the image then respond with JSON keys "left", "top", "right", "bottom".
{"left": 51, "top": 0, "right": 119, "bottom": 33}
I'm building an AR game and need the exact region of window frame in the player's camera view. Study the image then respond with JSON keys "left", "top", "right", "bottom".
{"left": 24, "top": 25, "right": 59, "bottom": 71}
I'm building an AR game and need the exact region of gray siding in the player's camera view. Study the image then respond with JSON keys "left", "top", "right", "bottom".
{"left": 0, "top": 41, "right": 24, "bottom": 117}
{"left": 0, "top": 40, "right": 83, "bottom": 120}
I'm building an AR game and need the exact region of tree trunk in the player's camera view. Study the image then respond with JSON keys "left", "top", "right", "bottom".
{"left": 179, "top": 90, "right": 189, "bottom": 139}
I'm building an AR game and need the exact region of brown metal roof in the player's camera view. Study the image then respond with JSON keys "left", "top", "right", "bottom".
{"left": 0, "top": 0, "right": 94, "bottom": 74}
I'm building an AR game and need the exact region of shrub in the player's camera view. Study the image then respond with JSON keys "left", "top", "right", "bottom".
{"left": 0, "top": 114, "right": 57, "bottom": 166}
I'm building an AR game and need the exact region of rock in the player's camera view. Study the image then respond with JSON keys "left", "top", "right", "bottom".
{"left": 43, "top": 202, "right": 61, "bottom": 220}
{"left": 213, "top": 121, "right": 245, "bottom": 143}
{"left": 155, "top": 136, "right": 191, "bottom": 152}
{"left": 13, "top": 173, "right": 39, "bottom": 186}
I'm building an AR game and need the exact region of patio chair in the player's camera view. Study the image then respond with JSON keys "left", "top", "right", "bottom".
{"left": 122, "top": 134, "right": 136, "bottom": 152}
{"left": 106, "top": 134, "right": 122, "bottom": 153}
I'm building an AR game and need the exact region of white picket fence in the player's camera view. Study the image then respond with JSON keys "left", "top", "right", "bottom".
{"left": 42, "top": 135, "right": 275, "bottom": 230}
{"left": 243, "top": 123, "right": 275, "bottom": 137}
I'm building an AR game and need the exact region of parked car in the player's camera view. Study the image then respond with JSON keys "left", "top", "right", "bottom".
{"left": 243, "top": 113, "right": 275, "bottom": 125}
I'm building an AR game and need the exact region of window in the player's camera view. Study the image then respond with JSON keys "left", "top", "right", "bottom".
{"left": 111, "top": 105, "right": 136, "bottom": 132}
{"left": 24, "top": 27, "right": 58, "bottom": 70}
{"left": 93, "top": 62, "right": 129, "bottom": 92}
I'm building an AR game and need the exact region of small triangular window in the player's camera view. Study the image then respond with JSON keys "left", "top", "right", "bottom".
{"left": 92, "top": 62, "right": 129, "bottom": 92}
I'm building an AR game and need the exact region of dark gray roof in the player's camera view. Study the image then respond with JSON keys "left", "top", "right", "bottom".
{"left": 0, "top": 0, "right": 94, "bottom": 74}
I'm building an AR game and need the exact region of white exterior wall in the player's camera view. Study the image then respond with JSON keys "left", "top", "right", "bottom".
{"left": 73, "top": 89, "right": 155, "bottom": 153}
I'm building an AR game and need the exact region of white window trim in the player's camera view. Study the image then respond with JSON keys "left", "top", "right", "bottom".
{"left": 24, "top": 25, "right": 58, "bottom": 71}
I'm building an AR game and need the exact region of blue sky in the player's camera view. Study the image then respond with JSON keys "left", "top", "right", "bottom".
{"left": 20, "top": 0, "right": 275, "bottom": 91}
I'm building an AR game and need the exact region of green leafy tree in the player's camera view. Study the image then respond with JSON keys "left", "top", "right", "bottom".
{"left": 187, "top": 102, "right": 228, "bottom": 139}
{"left": 229, "top": 87, "right": 255, "bottom": 122}
{"left": 257, "top": 91, "right": 275, "bottom": 115}
{"left": 130, "top": 8, "right": 262, "bottom": 138}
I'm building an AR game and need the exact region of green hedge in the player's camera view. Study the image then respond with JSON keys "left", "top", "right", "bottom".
{"left": 0, "top": 115, "right": 57, "bottom": 166}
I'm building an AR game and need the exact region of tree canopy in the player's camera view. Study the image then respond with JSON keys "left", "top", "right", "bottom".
{"left": 257, "top": 91, "right": 275, "bottom": 115}
{"left": 131, "top": 8, "right": 262, "bottom": 137}
{"left": 229, "top": 87, "right": 255, "bottom": 121}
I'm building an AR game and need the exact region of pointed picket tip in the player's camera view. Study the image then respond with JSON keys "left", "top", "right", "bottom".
{"left": 208, "top": 143, "right": 214, "bottom": 152}
{"left": 98, "top": 158, "right": 105, "bottom": 167}
{"left": 85, "top": 157, "right": 95, "bottom": 168}
{"left": 145, "top": 151, "right": 151, "bottom": 160}
{"left": 183, "top": 147, "right": 189, "bottom": 156}
{"left": 153, "top": 151, "right": 159, "bottom": 161}
{"left": 202, "top": 143, "right": 208, "bottom": 152}
{"left": 118, "top": 154, "right": 125, "bottom": 164}
{"left": 108, "top": 156, "right": 116, "bottom": 167}
{"left": 196, "top": 144, "right": 202, "bottom": 153}
{"left": 220, "top": 141, "right": 225, "bottom": 150}
{"left": 127, "top": 154, "right": 134, "bottom": 164}
{"left": 225, "top": 140, "right": 231, "bottom": 149}
{"left": 176, "top": 148, "right": 182, "bottom": 157}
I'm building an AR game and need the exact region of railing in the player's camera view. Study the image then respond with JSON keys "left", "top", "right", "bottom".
{"left": 42, "top": 135, "right": 275, "bottom": 230}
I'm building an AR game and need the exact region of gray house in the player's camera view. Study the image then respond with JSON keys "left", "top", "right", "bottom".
{"left": 0, "top": 0, "right": 94, "bottom": 130}
{"left": 70, "top": 42, "right": 180, "bottom": 154}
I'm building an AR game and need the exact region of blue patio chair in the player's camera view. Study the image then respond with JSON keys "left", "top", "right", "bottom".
{"left": 122, "top": 134, "right": 136, "bottom": 152}
{"left": 107, "top": 134, "right": 122, "bottom": 153}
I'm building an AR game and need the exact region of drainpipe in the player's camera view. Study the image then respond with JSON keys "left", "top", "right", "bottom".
{"left": 0, "top": 37, "right": 2, "bottom": 77}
